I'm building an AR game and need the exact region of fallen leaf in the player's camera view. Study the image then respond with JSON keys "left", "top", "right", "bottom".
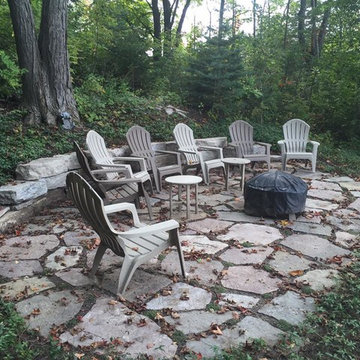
{"left": 289, "top": 270, "right": 304, "bottom": 277}
{"left": 75, "top": 354, "right": 85, "bottom": 359}
{"left": 31, "top": 308, "right": 41, "bottom": 316}
{"left": 210, "top": 324, "right": 222, "bottom": 335}
{"left": 108, "top": 299, "right": 118, "bottom": 305}
{"left": 171, "top": 312, "right": 180, "bottom": 319}
{"left": 147, "top": 343, "right": 154, "bottom": 349}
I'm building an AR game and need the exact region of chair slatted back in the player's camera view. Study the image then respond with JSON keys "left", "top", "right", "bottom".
{"left": 229, "top": 120, "right": 254, "bottom": 156}
{"left": 283, "top": 119, "right": 309, "bottom": 153}
{"left": 173, "top": 123, "right": 199, "bottom": 165}
{"left": 73, "top": 142, "right": 107, "bottom": 199}
{"left": 126, "top": 126, "right": 155, "bottom": 169}
{"left": 86, "top": 130, "right": 119, "bottom": 180}
{"left": 66, "top": 172, "right": 125, "bottom": 257}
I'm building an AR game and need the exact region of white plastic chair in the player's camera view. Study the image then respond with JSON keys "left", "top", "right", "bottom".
{"left": 66, "top": 172, "right": 186, "bottom": 295}
{"left": 229, "top": 120, "right": 271, "bottom": 169}
{"left": 173, "top": 123, "right": 225, "bottom": 185}
{"left": 126, "top": 125, "right": 182, "bottom": 192}
{"left": 278, "top": 119, "right": 320, "bottom": 172}
{"left": 86, "top": 130, "right": 153, "bottom": 219}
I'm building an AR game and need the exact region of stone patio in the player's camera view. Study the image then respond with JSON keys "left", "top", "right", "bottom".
{"left": 0, "top": 164, "right": 359, "bottom": 359}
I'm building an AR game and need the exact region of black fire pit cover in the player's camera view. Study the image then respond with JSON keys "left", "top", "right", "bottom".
{"left": 244, "top": 170, "right": 308, "bottom": 218}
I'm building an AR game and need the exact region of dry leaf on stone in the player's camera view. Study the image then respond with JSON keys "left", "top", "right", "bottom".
{"left": 171, "top": 312, "right": 180, "bottom": 319}
{"left": 154, "top": 313, "right": 164, "bottom": 320}
{"left": 146, "top": 343, "right": 154, "bottom": 349}
{"left": 232, "top": 312, "right": 240, "bottom": 320}
{"left": 108, "top": 299, "right": 118, "bottom": 305}
{"left": 180, "top": 292, "right": 189, "bottom": 301}
{"left": 75, "top": 354, "right": 85, "bottom": 359}
{"left": 31, "top": 308, "right": 41, "bottom": 316}
{"left": 289, "top": 270, "right": 304, "bottom": 277}
{"left": 210, "top": 324, "right": 222, "bottom": 335}
{"left": 137, "top": 318, "right": 147, "bottom": 327}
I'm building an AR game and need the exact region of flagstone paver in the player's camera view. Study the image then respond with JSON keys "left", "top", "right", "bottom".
{"left": 220, "top": 246, "right": 273, "bottom": 265}
{"left": 325, "top": 176, "right": 354, "bottom": 183}
{"left": 0, "top": 277, "right": 55, "bottom": 301}
{"left": 282, "top": 234, "right": 350, "bottom": 260}
{"left": 339, "top": 182, "right": 360, "bottom": 191}
{"left": 308, "top": 189, "right": 346, "bottom": 202}
{"left": 217, "top": 211, "right": 275, "bottom": 225}
{"left": 60, "top": 297, "right": 177, "bottom": 359}
{"left": 52, "top": 219, "right": 82, "bottom": 234}
{"left": 305, "top": 198, "right": 339, "bottom": 211}
{"left": 45, "top": 246, "right": 83, "bottom": 270}
{"left": 179, "top": 234, "right": 228, "bottom": 254}
{"left": 161, "top": 251, "right": 223, "bottom": 286}
{"left": 146, "top": 283, "right": 212, "bottom": 311}
{"left": 198, "top": 193, "right": 234, "bottom": 207}
{"left": 56, "top": 268, "right": 92, "bottom": 287}
{"left": 186, "top": 218, "right": 233, "bottom": 234}
{"left": 310, "top": 180, "right": 342, "bottom": 191}
{"left": 334, "top": 208, "right": 360, "bottom": 219}
{"left": 218, "top": 293, "right": 260, "bottom": 308}
{"left": 221, "top": 266, "right": 280, "bottom": 294}
{"left": 16, "top": 289, "right": 84, "bottom": 337}
{"left": 63, "top": 230, "right": 98, "bottom": 246}
{"left": 259, "top": 291, "right": 315, "bottom": 325}
{"left": 0, "top": 235, "right": 59, "bottom": 260}
{"left": 296, "top": 214, "right": 322, "bottom": 223}
{"left": 186, "top": 316, "right": 284, "bottom": 357}
{"left": 287, "top": 222, "right": 332, "bottom": 236}
{"left": 351, "top": 191, "right": 360, "bottom": 198}
{"left": 165, "top": 310, "right": 234, "bottom": 334}
{"left": 296, "top": 269, "right": 339, "bottom": 291}
{"left": 86, "top": 248, "right": 121, "bottom": 271}
{"left": 0, "top": 260, "right": 43, "bottom": 279}
{"left": 334, "top": 231, "right": 359, "bottom": 248}
{"left": 327, "top": 216, "right": 360, "bottom": 233}
{"left": 349, "top": 198, "right": 360, "bottom": 212}
{"left": 218, "top": 223, "right": 283, "bottom": 245}
{"left": 268, "top": 251, "right": 313, "bottom": 275}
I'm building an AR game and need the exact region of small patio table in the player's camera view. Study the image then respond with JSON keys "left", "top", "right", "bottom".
{"left": 165, "top": 175, "right": 202, "bottom": 219}
{"left": 222, "top": 157, "right": 251, "bottom": 192}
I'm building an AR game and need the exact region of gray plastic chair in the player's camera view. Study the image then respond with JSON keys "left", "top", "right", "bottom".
{"left": 229, "top": 120, "right": 271, "bottom": 169}
{"left": 86, "top": 130, "right": 153, "bottom": 219}
{"left": 173, "top": 123, "right": 225, "bottom": 185}
{"left": 278, "top": 119, "right": 320, "bottom": 172}
{"left": 66, "top": 172, "right": 186, "bottom": 295}
{"left": 126, "top": 125, "right": 182, "bottom": 192}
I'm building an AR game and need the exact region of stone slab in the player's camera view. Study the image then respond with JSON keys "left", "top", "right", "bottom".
{"left": 325, "top": 176, "right": 354, "bottom": 183}
{"left": 45, "top": 246, "right": 83, "bottom": 270}
{"left": 146, "top": 283, "right": 212, "bottom": 311}
{"left": 0, "top": 260, "right": 43, "bottom": 279}
{"left": 43, "top": 172, "right": 69, "bottom": 190}
{"left": 339, "top": 182, "right": 360, "bottom": 191}
{"left": 333, "top": 209, "right": 360, "bottom": 219}
{"left": 348, "top": 198, "right": 360, "bottom": 212}
{"left": 296, "top": 214, "right": 322, "bottom": 224}
{"left": 220, "top": 246, "right": 273, "bottom": 265}
{"left": 63, "top": 230, "right": 98, "bottom": 247}
{"left": 351, "top": 191, "right": 360, "bottom": 198}
{"left": 165, "top": 310, "right": 234, "bottom": 334}
{"left": 326, "top": 216, "right": 360, "bottom": 233}
{"left": 218, "top": 293, "right": 259, "bottom": 309}
{"left": 218, "top": 223, "right": 283, "bottom": 245}
{"left": 16, "top": 289, "right": 84, "bottom": 337}
{"left": 179, "top": 235, "right": 228, "bottom": 255}
{"left": 56, "top": 268, "right": 92, "bottom": 287}
{"left": 52, "top": 219, "right": 82, "bottom": 234}
{"left": 0, "top": 277, "right": 55, "bottom": 301}
{"left": 102, "top": 269, "right": 172, "bottom": 302}
{"left": 310, "top": 180, "right": 342, "bottom": 191}
{"left": 305, "top": 198, "right": 339, "bottom": 211}
{"left": 307, "top": 189, "right": 346, "bottom": 202}
{"left": 268, "top": 251, "right": 312, "bottom": 275}
{"left": 0, "top": 180, "right": 47, "bottom": 205}
{"left": 186, "top": 316, "right": 283, "bottom": 357}
{"left": 198, "top": 193, "right": 234, "bottom": 207}
{"left": 334, "top": 232, "right": 359, "bottom": 249}
{"left": 217, "top": 211, "right": 275, "bottom": 225}
{"left": 60, "top": 297, "right": 177, "bottom": 359}
{"left": 287, "top": 222, "right": 332, "bottom": 236}
{"left": 297, "top": 269, "right": 339, "bottom": 291}
{"left": 221, "top": 266, "right": 280, "bottom": 294}
{"left": 87, "top": 248, "right": 121, "bottom": 271}
{"left": 186, "top": 218, "right": 233, "bottom": 234}
{"left": 161, "top": 251, "right": 223, "bottom": 286}
{"left": 282, "top": 234, "right": 350, "bottom": 261}
{"left": 259, "top": 291, "right": 315, "bottom": 325}
{"left": 0, "top": 235, "right": 59, "bottom": 260}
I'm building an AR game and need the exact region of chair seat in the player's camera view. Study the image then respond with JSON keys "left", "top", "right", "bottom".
{"left": 158, "top": 164, "right": 182, "bottom": 172}
{"left": 133, "top": 170, "right": 151, "bottom": 182}
{"left": 124, "top": 231, "right": 168, "bottom": 258}
{"left": 205, "top": 158, "right": 224, "bottom": 166}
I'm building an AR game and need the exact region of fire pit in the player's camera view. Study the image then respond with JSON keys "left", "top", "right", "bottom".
{"left": 244, "top": 170, "right": 308, "bottom": 218}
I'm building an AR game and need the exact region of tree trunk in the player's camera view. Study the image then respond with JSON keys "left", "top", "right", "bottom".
{"left": 283, "top": 0, "right": 291, "bottom": 49}
{"left": 219, "top": 0, "right": 225, "bottom": 40}
{"left": 176, "top": 0, "right": 191, "bottom": 38}
{"left": 298, "top": 0, "right": 306, "bottom": 50}
{"left": 253, "top": 0, "right": 256, "bottom": 37}
{"left": 318, "top": 7, "right": 331, "bottom": 56}
{"left": 310, "top": 0, "right": 319, "bottom": 57}
{"left": 8, "top": 0, "right": 78, "bottom": 125}
{"left": 151, "top": 0, "right": 161, "bottom": 59}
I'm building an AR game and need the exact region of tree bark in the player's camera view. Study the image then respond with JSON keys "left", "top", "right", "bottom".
{"left": 219, "top": 0, "right": 225, "bottom": 40}
{"left": 8, "top": 0, "right": 78, "bottom": 125}
{"left": 298, "top": 0, "right": 306, "bottom": 50}
{"left": 283, "top": 0, "right": 291, "bottom": 49}
{"left": 253, "top": 0, "right": 256, "bottom": 37}
{"left": 318, "top": 7, "right": 330, "bottom": 56}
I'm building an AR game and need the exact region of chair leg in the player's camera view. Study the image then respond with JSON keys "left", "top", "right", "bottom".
{"left": 116, "top": 257, "right": 138, "bottom": 295}
{"left": 141, "top": 183, "right": 153, "bottom": 220}
{"left": 89, "top": 244, "right": 107, "bottom": 277}
{"left": 169, "top": 229, "right": 186, "bottom": 278}
{"left": 153, "top": 170, "right": 161, "bottom": 193}
{"left": 312, "top": 157, "right": 316, "bottom": 172}
{"left": 282, "top": 156, "right": 287, "bottom": 171}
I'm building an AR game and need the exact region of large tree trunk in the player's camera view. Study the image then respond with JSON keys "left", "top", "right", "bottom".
{"left": 8, "top": 0, "right": 78, "bottom": 125}
{"left": 298, "top": 0, "right": 306, "bottom": 50}
{"left": 219, "top": 0, "right": 225, "bottom": 40}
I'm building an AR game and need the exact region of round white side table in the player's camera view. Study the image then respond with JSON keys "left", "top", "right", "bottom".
{"left": 165, "top": 175, "right": 202, "bottom": 219}
{"left": 222, "top": 158, "right": 251, "bottom": 192}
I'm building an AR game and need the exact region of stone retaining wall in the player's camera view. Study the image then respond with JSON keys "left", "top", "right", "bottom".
{"left": 0, "top": 137, "right": 228, "bottom": 232}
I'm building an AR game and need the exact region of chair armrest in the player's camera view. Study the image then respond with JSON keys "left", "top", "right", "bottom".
{"left": 277, "top": 140, "right": 286, "bottom": 155}
{"left": 113, "top": 157, "right": 146, "bottom": 172}
{"left": 94, "top": 163, "right": 133, "bottom": 177}
{"left": 178, "top": 149, "right": 197, "bottom": 155}
{"left": 309, "top": 140, "right": 320, "bottom": 147}
{"left": 91, "top": 168, "right": 132, "bottom": 177}
{"left": 255, "top": 141, "right": 271, "bottom": 147}
{"left": 104, "top": 202, "right": 142, "bottom": 227}
{"left": 277, "top": 140, "right": 285, "bottom": 145}
{"left": 155, "top": 150, "right": 182, "bottom": 165}
{"left": 122, "top": 220, "right": 179, "bottom": 237}
{"left": 198, "top": 145, "right": 223, "bottom": 159}
{"left": 228, "top": 142, "right": 238, "bottom": 148}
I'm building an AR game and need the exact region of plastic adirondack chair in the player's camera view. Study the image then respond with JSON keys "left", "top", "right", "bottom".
{"left": 229, "top": 120, "right": 271, "bottom": 169}
{"left": 66, "top": 172, "right": 186, "bottom": 295}
{"left": 73, "top": 141, "right": 140, "bottom": 208}
{"left": 126, "top": 125, "right": 182, "bottom": 192}
{"left": 173, "top": 123, "right": 225, "bottom": 185}
{"left": 278, "top": 119, "right": 320, "bottom": 172}
{"left": 86, "top": 130, "right": 153, "bottom": 219}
